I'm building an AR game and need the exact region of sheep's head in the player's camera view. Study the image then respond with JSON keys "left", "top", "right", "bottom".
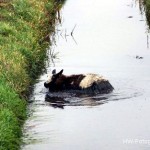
{"left": 44, "top": 69, "right": 64, "bottom": 91}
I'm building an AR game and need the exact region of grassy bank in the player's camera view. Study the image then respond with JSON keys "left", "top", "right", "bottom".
{"left": 0, "top": 0, "right": 65, "bottom": 149}
{"left": 143, "top": 0, "right": 150, "bottom": 26}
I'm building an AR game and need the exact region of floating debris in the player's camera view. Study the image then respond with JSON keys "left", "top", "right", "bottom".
{"left": 128, "top": 16, "right": 133, "bottom": 18}
{"left": 136, "top": 55, "right": 143, "bottom": 59}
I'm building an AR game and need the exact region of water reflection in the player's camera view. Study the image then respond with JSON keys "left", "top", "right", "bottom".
{"left": 44, "top": 89, "right": 141, "bottom": 109}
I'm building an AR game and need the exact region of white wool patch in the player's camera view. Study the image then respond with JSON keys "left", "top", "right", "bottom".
{"left": 46, "top": 74, "right": 52, "bottom": 83}
{"left": 79, "top": 74, "right": 107, "bottom": 89}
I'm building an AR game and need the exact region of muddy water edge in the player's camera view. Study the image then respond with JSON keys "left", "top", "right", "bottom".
{"left": 22, "top": 0, "right": 150, "bottom": 150}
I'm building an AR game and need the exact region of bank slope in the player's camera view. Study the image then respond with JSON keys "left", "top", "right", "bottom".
{"left": 0, "top": 0, "right": 63, "bottom": 149}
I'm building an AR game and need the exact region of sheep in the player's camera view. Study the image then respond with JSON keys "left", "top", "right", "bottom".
{"left": 44, "top": 69, "right": 114, "bottom": 94}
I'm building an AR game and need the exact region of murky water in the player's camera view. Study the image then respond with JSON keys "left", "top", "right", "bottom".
{"left": 22, "top": 0, "right": 150, "bottom": 150}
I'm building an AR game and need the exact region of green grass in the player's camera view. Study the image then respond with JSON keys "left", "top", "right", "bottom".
{"left": 0, "top": 0, "right": 66, "bottom": 149}
{"left": 143, "top": 0, "right": 150, "bottom": 26}
{"left": 0, "top": 108, "right": 21, "bottom": 150}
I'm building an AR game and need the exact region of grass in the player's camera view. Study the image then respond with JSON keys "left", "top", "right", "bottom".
{"left": 143, "top": 0, "right": 150, "bottom": 26}
{"left": 0, "top": 0, "right": 66, "bottom": 149}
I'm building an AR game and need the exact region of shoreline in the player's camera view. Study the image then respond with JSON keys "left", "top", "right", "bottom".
{"left": 143, "top": 0, "right": 150, "bottom": 27}
{"left": 0, "top": 0, "right": 65, "bottom": 149}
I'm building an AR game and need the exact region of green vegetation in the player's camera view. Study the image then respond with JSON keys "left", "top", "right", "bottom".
{"left": 0, "top": 0, "right": 65, "bottom": 149}
{"left": 143, "top": 0, "right": 150, "bottom": 26}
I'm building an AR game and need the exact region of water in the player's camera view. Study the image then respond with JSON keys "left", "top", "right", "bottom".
{"left": 22, "top": 0, "right": 150, "bottom": 149}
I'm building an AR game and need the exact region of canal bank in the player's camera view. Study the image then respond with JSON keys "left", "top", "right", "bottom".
{"left": 144, "top": 0, "right": 150, "bottom": 26}
{"left": 0, "top": 0, "right": 65, "bottom": 149}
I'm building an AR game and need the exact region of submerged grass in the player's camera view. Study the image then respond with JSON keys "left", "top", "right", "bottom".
{"left": 0, "top": 0, "right": 66, "bottom": 149}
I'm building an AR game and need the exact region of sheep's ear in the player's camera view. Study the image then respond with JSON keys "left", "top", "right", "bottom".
{"left": 52, "top": 69, "right": 56, "bottom": 75}
{"left": 58, "top": 69, "right": 63, "bottom": 76}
